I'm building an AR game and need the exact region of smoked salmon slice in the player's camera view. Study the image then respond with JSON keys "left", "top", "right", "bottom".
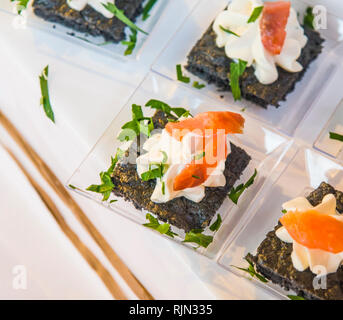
{"left": 169, "top": 111, "right": 244, "bottom": 191}
{"left": 165, "top": 111, "right": 245, "bottom": 141}
{"left": 260, "top": 1, "right": 291, "bottom": 55}
{"left": 280, "top": 209, "right": 343, "bottom": 254}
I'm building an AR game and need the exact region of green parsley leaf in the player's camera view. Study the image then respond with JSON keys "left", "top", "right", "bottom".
{"left": 183, "top": 229, "right": 213, "bottom": 248}
{"left": 229, "top": 59, "right": 247, "bottom": 101}
{"left": 68, "top": 184, "right": 77, "bottom": 190}
{"left": 109, "top": 199, "right": 118, "bottom": 203}
{"left": 231, "top": 257, "right": 268, "bottom": 283}
{"left": 219, "top": 25, "right": 240, "bottom": 37}
{"left": 143, "top": 213, "right": 178, "bottom": 238}
{"left": 102, "top": 2, "right": 148, "bottom": 35}
{"left": 329, "top": 132, "right": 343, "bottom": 142}
{"left": 161, "top": 181, "right": 165, "bottom": 195}
{"left": 247, "top": 6, "right": 264, "bottom": 23}
{"left": 86, "top": 148, "right": 123, "bottom": 201}
{"left": 209, "top": 214, "right": 222, "bottom": 232}
{"left": 228, "top": 169, "right": 257, "bottom": 205}
{"left": 287, "top": 295, "right": 306, "bottom": 300}
{"left": 11, "top": 0, "right": 29, "bottom": 14}
{"left": 193, "top": 151, "right": 205, "bottom": 161}
{"left": 282, "top": 209, "right": 287, "bottom": 214}
{"left": 176, "top": 64, "right": 190, "bottom": 84}
{"left": 117, "top": 104, "right": 154, "bottom": 142}
{"left": 145, "top": 99, "right": 190, "bottom": 119}
{"left": 192, "top": 175, "right": 200, "bottom": 179}
{"left": 192, "top": 81, "right": 206, "bottom": 89}
{"left": 121, "top": 28, "right": 137, "bottom": 56}
{"left": 142, "top": 0, "right": 158, "bottom": 21}
{"left": 39, "top": 65, "right": 55, "bottom": 123}
{"left": 141, "top": 166, "right": 164, "bottom": 181}
{"left": 303, "top": 7, "right": 315, "bottom": 30}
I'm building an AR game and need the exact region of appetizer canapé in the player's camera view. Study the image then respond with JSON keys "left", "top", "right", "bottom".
{"left": 247, "top": 182, "right": 343, "bottom": 300}
{"left": 88, "top": 100, "right": 252, "bottom": 241}
{"left": 186, "top": 0, "right": 324, "bottom": 108}
{"left": 32, "top": 0, "right": 145, "bottom": 43}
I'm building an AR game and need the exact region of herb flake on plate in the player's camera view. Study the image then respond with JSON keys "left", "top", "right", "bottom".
{"left": 86, "top": 148, "right": 124, "bottom": 201}
{"left": 219, "top": 25, "right": 240, "bottom": 37}
{"left": 329, "top": 132, "right": 343, "bottom": 142}
{"left": 287, "top": 295, "right": 306, "bottom": 300}
{"left": 103, "top": 2, "right": 148, "bottom": 35}
{"left": 117, "top": 104, "right": 154, "bottom": 142}
{"left": 183, "top": 229, "right": 213, "bottom": 248}
{"left": 11, "top": 0, "right": 29, "bottom": 14}
{"left": 229, "top": 59, "right": 247, "bottom": 101}
{"left": 142, "top": 0, "right": 158, "bottom": 21}
{"left": 145, "top": 99, "right": 191, "bottom": 119}
{"left": 228, "top": 169, "right": 257, "bottom": 204}
{"left": 176, "top": 64, "right": 190, "bottom": 84}
{"left": 209, "top": 214, "right": 222, "bottom": 232}
{"left": 192, "top": 81, "right": 206, "bottom": 89}
{"left": 39, "top": 65, "right": 55, "bottom": 123}
{"left": 121, "top": 28, "right": 137, "bottom": 56}
{"left": 143, "top": 213, "right": 178, "bottom": 238}
{"left": 303, "top": 7, "right": 315, "bottom": 30}
{"left": 232, "top": 257, "right": 268, "bottom": 283}
{"left": 247, "top": 6, "right": 264, "bottom": 23}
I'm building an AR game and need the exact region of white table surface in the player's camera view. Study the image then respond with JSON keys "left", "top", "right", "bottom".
{"left": 0, "top": 1, "right": 295, "bottom": 300}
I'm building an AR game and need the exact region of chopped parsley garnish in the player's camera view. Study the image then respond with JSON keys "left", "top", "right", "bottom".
{"left": 303, "top": 7, "right": 315, "bottom": 30}
{"left": 86, "top": 148, "right": 124, "bottom": 201}
{"left": 287, "top": 295, "right": 306, "bottom": 300}
{"left": 231, "top": 258, "right": 268, "bottom": 283}
{"left": 209, "top": 214, "right": 222, "bottom": 232}
{"left": 39, "top": 65, "right": 55, "bottom": 123}
{"left": 228, "top": 169, "right": 257, "bottom": 205}
{"left": 219, "top": 25, "right": 240, "bottom": 37}
{"left": 229, "top": 59, "right": 247, "bottom": 101}
{"left": 192, "top": 175, "right": 200, "bottom": 179}
{"left": 176, "top": 64, "right": 190, "bottom": 84}
{"left": 142, "top": 0, "right": 158, "bottom": 21}
{"left": 143, "top": 213, "right": 178, "bottom": 238}
{"left": 247, "top": 6, "right": 264, "bottom": 23}
{"left": 282, "top": 209, "right": 287, "bottom": 214}
{"left": 183, "top": 229, "right": 213, "bottom": 248}
{"left": 329, "top": 132, "right": 343, "bottom": 142}
{"left": 109, "top": 200, "right": 118, "bottom": 203}
{"left": 161, "top": 181, "right": 165, "bottom": 195}
{"left": 141, "top": 164, "right": 167, "bottom": 181}
{"left": 11, "top": 0, "right": 29, "bottom": 14}
{"left": 121, "top": 28, "right": 137, "bottom": 56}
{"left": 68, "top": 184, "right": 77, "bottom": 190}
{"left": 117, "top": 104, "right": 154, "bottom": 142}
{"left": 192, "top": 81, "right": 206, "bottom": 89}
{"left": 193, "top": 151, "right": 205, "bottom": 161}
{"left": 103, "top": 2, "right": 148, "bottom": 35}
{"left": 145, "top": 99, "right": 191, "bottom": 119}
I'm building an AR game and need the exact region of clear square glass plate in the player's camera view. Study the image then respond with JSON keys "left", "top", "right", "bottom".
{"left": 314, "top": 98, "right": 343, "bottom": 160}
{"left": 67, "top": 71, "right": 294, "bottom": 259}
{"left": 0, "top": 0, "right": 195, "bottom": 61}
{"left": 152, "top": 0, "right": 343, "bottom": 136}
{"left": 218, "top": 147, "right": 343, "bottom": 299}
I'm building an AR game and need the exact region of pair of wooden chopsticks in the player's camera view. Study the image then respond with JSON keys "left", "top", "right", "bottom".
{"left": 0, "top": 110, "right": 154, "bottom": 300}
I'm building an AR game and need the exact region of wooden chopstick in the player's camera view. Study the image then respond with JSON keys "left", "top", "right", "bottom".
{"left": 2, "top": 143, "right": 127, "bottom": 300}
{"left": 0, "top": 110, "right": 154, "bottom": 300}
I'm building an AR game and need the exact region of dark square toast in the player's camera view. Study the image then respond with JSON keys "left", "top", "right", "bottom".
{"left": 186, "top": 25, "right": 324, "bottom": 108}
{"left": 32, "top": 0, "right": 144, "bottom": 43}
{"left": 247, "top": 182, "right": 343, "bottom": 300}
{"left": 111, "top": 110, "right": 251, "bottom": 232}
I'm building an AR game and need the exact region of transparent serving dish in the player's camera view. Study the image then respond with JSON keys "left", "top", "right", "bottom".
{"left": 152, "top": 0, "right": 343, "bottom": 135}
{"left": 0, "top": 0, "right": 198, "bottom": 61}
{"left": 67, "top": 71, "right": 294, "bottom": 259}
{"left": 218, "top": 147, "right": 343, "bottom": 299}
{"left": 314, "top": 98, "right": 343, "bottom": 160}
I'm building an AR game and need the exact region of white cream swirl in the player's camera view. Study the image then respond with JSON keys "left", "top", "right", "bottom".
{"left": 136, "top": 127, "right": 228, "bottom": 204}
{"left": 67, "top": 0, "right": 114, "bottom": 19}
{"left": 276, "top": 194, "right": 343, "bottom": 276}
{"left": 213, "top": 0, "right": 308, "bottom": 84}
